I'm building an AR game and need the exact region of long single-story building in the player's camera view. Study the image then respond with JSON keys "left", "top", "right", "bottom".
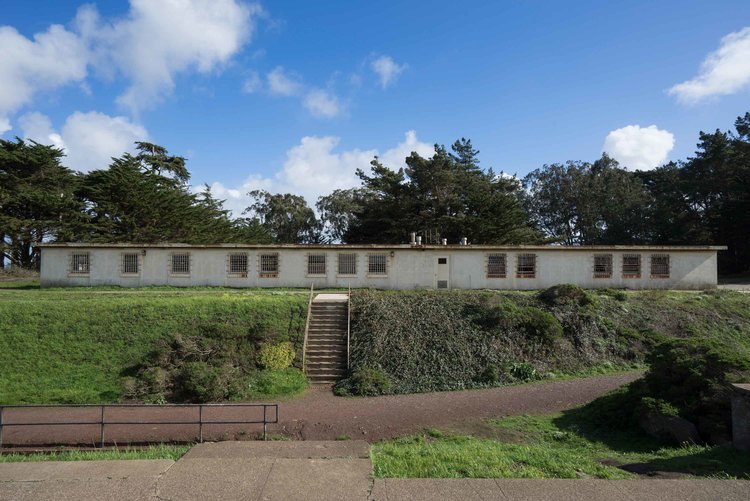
{"left": 38, "top": 242, "right": 725, "bottom": 290}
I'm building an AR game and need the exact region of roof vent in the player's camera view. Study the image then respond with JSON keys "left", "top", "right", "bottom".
{"left": 441, "top": 238, "right": 448, "bottom": 246}
{"left": 416, "top": 236, "right": 422, "bottom": 245}
{"left": 410, "top": 232, "right": 417, "bottom": 245}
{"left": 460, "top": 237, "right": 468, "bottom": 246}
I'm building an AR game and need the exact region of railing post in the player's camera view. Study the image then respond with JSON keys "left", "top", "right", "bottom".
{"left": 263, "top": 405, "right": 267, "bottom": 441}
{"left": 100, "top": 405, "right": 105, "bottom": 448}
{"left": 199, "top": 405, "right": 203, "bottom": 443}
{"left": 347, "top": 284, "right": 351, "bottom": 370}
{"left": 0, "top": 406, "right": 4, "bottom": 449}
{"left": 302, "top": 283, "right": 314, "bottom": 372}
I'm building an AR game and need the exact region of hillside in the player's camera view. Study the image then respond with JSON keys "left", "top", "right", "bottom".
{"left": 0, "top": 288, "right": 308, "bottom": 404}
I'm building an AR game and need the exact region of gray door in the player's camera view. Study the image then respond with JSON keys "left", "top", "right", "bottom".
{"left": 436, "top": 256, "right": 449, "bottom": 289}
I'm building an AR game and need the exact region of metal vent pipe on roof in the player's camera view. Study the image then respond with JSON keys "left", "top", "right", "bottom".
{"left": 442, "top": 238, "right": 448, "bottom": 245}
{"left": 460, "top": 237, "right": 468, "bottom": 246}
{"left": 416, "top": 236, "right": 422, "bottom": 245}
{"left": 410, "top": 232, "right": 417, "bottom": 245}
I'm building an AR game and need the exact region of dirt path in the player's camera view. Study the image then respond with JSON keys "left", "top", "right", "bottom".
{"left": 1, "top": 372, "right": 639, "bottom": 447}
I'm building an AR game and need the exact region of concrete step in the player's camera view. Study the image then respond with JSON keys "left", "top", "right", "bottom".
{"left": 306, "top": 367, "right": 347, "bottom": 375}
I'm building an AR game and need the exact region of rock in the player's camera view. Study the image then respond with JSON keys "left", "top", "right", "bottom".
{"left": 638, "top": 411, "right": 702, "bottom": 445}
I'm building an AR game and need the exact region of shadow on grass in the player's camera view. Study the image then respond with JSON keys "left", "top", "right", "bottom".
{"left": 552, "top": 388, "right": 750, "bottom": 478}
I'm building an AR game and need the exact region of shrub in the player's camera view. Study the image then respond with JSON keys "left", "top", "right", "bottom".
{"left": 178, "top": 361, "right": 236, "bottom": 403}
{"left": 510, "top": 362, "right": 538, "bottom": 382}
{"left": 599, "top": 288, "right": 627, "bottom": 301}
{"left": 258, "top": 342, "right": 296, "bottom": 370}
{"left": 537, "top": 284, "right": 592, "bottom": 307}
{"left": 517, "top": 307, "right": 563, "bottom": 345}
{"left": 334, "top": 368, "right": 392, "bottom": 396}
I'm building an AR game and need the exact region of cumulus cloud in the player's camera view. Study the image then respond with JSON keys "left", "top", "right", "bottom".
{"left": 371, "top": 55, "right": 407, "bottom": 89}
{"left": 669, "top": 27, "right": 750, "bottom": 104}
{"left": 0, "top": 24, "right": 88, "bottom": 130}
{"left": 19, "top": 111, "right": 148, "bottom": 172}
{"left": 79, "top": 0, "right": 261, "bottom": 113}
{"left": 267, "top": 66, "right": 304, "bottom": 96}
{"left": 207, "top": 131, "right": 434, "bottom": 216}
{"left": 303, "top": 89, "right": 342, "bottom": 118}
{"left": 602, "top": 125, "right": 675, "bottom": 171}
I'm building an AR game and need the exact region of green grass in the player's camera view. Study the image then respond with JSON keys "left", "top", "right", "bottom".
{"left": 372, "top": 410, "right": 750, "bottom": 479}
{"left": 0, "top": 444, "right": 190, "bottom": 463}
{"left": 245, "top": 368, "right": 309, "bottom": 400}
{"left": 0, "top": 289, "right": 308, "bottom": 404}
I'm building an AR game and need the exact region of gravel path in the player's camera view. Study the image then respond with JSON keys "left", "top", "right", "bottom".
{"left": 0, "top": 372, "right": 640, "bottom": 447}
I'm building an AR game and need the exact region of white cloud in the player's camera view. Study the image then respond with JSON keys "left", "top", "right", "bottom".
{"left": 79, "top": 0, "right": 261, "bottom": 113}
{"left": 19, "top": 111, "right": 148, "bottom": 172}
{"left": 0, "top": 24, "right": 88, "bottom": 129}
{"left": 669, "top": 27, "right": 750, "bottom": 104}
{"left": 206, "top": 131, "right": 433, "bottom": 216}
{"left": 267, "top": 66, "right": 303, "bottom": 96}
{"left": 303, "top": 89, "right": 342, "bottom": 118}
{"left": 602, "top": 125, "right": 675, "bottom": 171}
{"left": 371, "top": 55, "right": 407, "bottom": 89}
{"left": 17, "top": 112, "right": 66, "bottom": 150}
{"left": 242, "top": 71, "right": 262, "bottom": 94}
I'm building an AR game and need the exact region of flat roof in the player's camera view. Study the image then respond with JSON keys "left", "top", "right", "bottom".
{"left": 37, "top": 243, "right": 728, "bottom": 251}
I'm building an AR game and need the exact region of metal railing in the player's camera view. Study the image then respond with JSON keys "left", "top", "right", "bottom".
{"left": 302, "top": 283, "right": 314, "bottom": 371}
{"left": 347, "top": 283, "right": 351, "bottom": 370}
{"left": 0, "top": 403, "right": 278, "bottom": 448}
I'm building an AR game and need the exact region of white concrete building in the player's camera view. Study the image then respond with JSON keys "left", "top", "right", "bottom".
{"left": 38, "top": 243, "right": 724, "bottom": 290}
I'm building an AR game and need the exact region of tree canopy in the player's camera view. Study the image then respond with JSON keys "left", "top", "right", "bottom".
{"left": 2, "top": 113, "right": 749, "bottom": 275}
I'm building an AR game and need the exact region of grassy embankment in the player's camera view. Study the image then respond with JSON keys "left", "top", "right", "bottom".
{"left": 0, "top": 286, "right": 310, "bottom": 404}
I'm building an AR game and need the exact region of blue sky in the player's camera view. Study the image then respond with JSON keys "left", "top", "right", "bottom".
{"left": 2, "top": 0, "right": 750, "bottom": 214}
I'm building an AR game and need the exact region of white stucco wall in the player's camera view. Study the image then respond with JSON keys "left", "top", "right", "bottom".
{"left": 39, "top": 245, "right": 720, "bottom": 290}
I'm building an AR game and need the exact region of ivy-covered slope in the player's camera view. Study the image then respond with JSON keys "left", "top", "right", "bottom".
{"left": 337, "top": 287, "right": 750, "bottom": 395}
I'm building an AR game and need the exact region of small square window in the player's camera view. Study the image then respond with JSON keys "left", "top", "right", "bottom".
{"left": 368, "top": 254, "right": 387, "bottom": 276}
{"left": 593, "top": 254, "right": 612, "bottom": 278}
{"left": 259, "top": 253, "right": 279, "bottom": 278}
{"left": 622, "top": 254, "right": 641, "bottom": 278}
{"left": 70, "top": 252, "right": 90, "bottom": 274}
{"left": 228, "top": 253, "right": 248, "bottom": 275}
{"left": 487, "top": 253, "right": 507, "bottom": 278}
{"left": 122, "top": 253, "right": 139, "bottom": 275}
{"left": 338, "top": 253, "right": 357, "bottom": 275}
{"left": 516, "top": 253, "right": 536, "bottom": 278}
{"left": 171, "top": 253, "right": 190, "bottom": 275}
{"left": 307, "top": 254, "right": 326, "bottom": 275}
{"left": 651, "top": 254, "right": 670, "bottom": 278}
{"left": 438, "top": 257, "right": 447, "bottom": 264}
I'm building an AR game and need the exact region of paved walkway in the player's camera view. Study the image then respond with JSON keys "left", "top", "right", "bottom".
{"left": 1, "top": 441, "right": 748, "bottom": 500}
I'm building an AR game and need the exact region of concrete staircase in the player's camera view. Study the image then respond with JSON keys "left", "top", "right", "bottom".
{"left": 305, "top": 295, "right": 348, "bottom": 384}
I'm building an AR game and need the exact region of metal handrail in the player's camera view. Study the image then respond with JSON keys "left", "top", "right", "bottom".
{"left": 347, "top": 283, "right": 351, "bottom": 370}
{"left": 301, "top": 283, "right": 314, "bottom": 371}
{"left": 0, "top": 403, "right": 279, "bottom": 448}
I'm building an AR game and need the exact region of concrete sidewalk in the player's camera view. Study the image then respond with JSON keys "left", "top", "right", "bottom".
{"left": 1, "top": 441, "right": 748, "bottom": 500}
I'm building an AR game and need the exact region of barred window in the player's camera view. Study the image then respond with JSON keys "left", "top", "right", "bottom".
{"left": 651, "top": 254, "right": 670, "bottom": 278}
{"left": 338, "top": 253, "right": 356, "bottom": 275}
{"left": 307, "top": 253, "right": 326, "bottom": 275}
{"left": 516, "top": 253, "right": 536, "bottom": 278}
{"left": 259, "top": 253, "right": 279, "bottom": 277}
{"left": 171, "top": 253, "right": 190, "bottom": 275}
{"left": 368, "top": 253, "right": 387, "bottom": 276}
{"left": 593, "top": 254, "right": 612, "bottom": 278}
{"left": 70, "top": 252, "right": 90, "bottom": 274}
{"left": 122, "top": 253, "right": 139, "bottom": 274}
{"left": 228, "top": 253, "right": 248, "bottom": 274}
{"left": 622, "top": 254, "right": 641, "bottom": 278}
{"left": 486, "top": 253, "right": 507, "bottom": 278}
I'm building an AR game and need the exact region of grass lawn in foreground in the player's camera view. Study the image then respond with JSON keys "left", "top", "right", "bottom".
{"left": 0, "top": 444, "right": 190, "bottom": 463}
{"left": 372, "top": 409, "right": 750, "bottom": 479}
